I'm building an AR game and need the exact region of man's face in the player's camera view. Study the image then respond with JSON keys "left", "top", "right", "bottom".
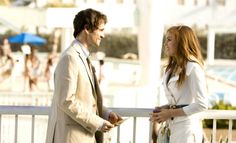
{"left": 87, "top": 22, "right": 105, "bottom": 48}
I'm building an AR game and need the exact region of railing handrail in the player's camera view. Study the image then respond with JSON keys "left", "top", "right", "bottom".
{"left": 201, "top": 109, "right": 236, "bottom": 119}
{"left": 0, "top": 106, "right": 236, "bottom": 119}
{"left": 0, "top": 105, "right": 50, "bottom": 115}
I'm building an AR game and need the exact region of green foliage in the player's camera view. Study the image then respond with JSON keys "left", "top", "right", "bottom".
{"left": 96, "top": 32, "right": 236, "bottom": 59}
{"left": 4, "top": 30, "right": 236, "bottom": 59}
{"left": 203, "top": 101, "right": 236, "bottom": 129}
{"left": 98, "top": 34, "right": 138, "bottom": 58}
{"left": 198, "top": 36, "right": 207, "bottom": 59}
{"left": 215, "top": 34, "right": 236, "bottom": 59}
{"left": 213, "top": 101, "right": 236, "bottom": 110}
{"left": 198, "top": 34, "right": 236, "bottom": 60}
{"left": 159, "top": 33, "right": 236, "bottom": 60}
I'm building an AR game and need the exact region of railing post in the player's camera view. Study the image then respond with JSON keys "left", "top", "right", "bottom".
{"left": 15, "top": 114, "right": 18, "bottom": 143}
{"left": 133, "top": 117, "right": 136, "bottom": 143}
{"left": 31, "top": 115, "right": 35, "bottom": 143}
{"left": 149, "top": 121, "right": 153, "bottom": 143}
{"left": 228, "top": 119, "right": 233, "bottom": 143}
{"left": 117, "top": 126, "right": 120, "bottom": 143}
{"left": 0, "top": 115, "right": 1, "bottom": 142}
{"left": 212, "top": 119, "right": 217, "bottom": 143}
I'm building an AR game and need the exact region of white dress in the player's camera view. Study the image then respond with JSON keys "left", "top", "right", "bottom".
{"left": 162, "top": 61, "right": 208, "bottom": 143}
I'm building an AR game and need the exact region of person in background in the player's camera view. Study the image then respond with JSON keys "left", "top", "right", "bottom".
{"left": 0, "top": 45, "right": 14, "bottom": 83}
{"left": 44, "top": 51, "right": 58, "bottom": 91}
{"left": 23, "top": 45, "right": 41, "bottom": 92}
{"left": 150, "top": 25, "right": 208, "bottom": 143}
{"left": 46, "top": 8, "right": 122, "bottom": 143}
{"left": 98, "top": 59, "right": 105, "bottom": 83}
{"left": 2, "top": 38, "right": 12, "bottom": 57}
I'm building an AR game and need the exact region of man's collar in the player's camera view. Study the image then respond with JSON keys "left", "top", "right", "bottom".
{"left": 75, "top": 39, "right": 90, "bottom": 58}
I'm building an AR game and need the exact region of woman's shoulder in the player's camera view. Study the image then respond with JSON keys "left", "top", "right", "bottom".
{"left": 186, "top": 61, "right": 204, "bottom": 76}
{"left": 187, "top": 61, "right": 201, "bottom": 67}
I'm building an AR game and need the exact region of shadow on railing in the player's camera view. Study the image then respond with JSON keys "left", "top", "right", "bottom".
{"left": 0, "top": 106, "right": 235, "bottom": 143}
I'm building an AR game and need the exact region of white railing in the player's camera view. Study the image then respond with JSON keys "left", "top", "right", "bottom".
{"left": 201, "top": 110, "right": 236, "bottom": 143}
{"left": 0, "top": 106, "right": 235, "bottom": 143}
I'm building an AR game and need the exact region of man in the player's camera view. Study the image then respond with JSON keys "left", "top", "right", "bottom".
{"left": 46, "top": 8, "right": 122, "bottom": 143}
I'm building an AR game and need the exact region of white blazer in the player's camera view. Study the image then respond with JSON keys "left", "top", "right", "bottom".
{"left": 162, "top": 61, "right": 208, "bottom": 123}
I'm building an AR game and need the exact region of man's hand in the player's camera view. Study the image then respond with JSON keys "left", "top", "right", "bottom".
{"left": 100, "top": 121, "right": 114, "bottom": 132}
{"left": 108, "top": 112, "right": 122, "bottom": 124}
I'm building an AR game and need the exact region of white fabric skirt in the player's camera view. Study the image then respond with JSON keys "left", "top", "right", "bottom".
{"left": 169, "top": 119, "right": 203, "bottom": 143}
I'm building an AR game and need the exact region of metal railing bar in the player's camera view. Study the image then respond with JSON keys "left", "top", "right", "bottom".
{"left": 0, "top": 106, "right": 236, "bottom": 143}
{"left": 0, "top": 106, "right": 49, "bottom": 115}
{"left": 149, "top": 122, "right": 152, "bottom": 143}
{"left": 31, "top": 115, "right": 35, "bottom": 143}
{"left": 228, "top": 119, "right": 233, "bottom": 143}
{"left": 201, "top": 110, "right": 236, "bottom": 120}
{"left": 0, "top": 106, "right": 235, "bottom": 119}
{"left": 0, "top": 115, "right": 1, "bottom": 142}
{"left": 133, "top": 117, "right": 136, "bottom": 143}
{"left": 212, "top": 119, "right": 217, "bottom": 143}
{"left": 15, "top": 114, "right": 18, "bottom": 143}
{"left": 117, "top": 126, "right": 120, "bottom": 143}
{"left": 109, "top": 108, "right": 151, "bottom": 117}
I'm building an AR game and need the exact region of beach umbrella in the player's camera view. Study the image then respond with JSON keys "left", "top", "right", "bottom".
{"left": 8, "top": 32, "right": 46, "bottom": 45}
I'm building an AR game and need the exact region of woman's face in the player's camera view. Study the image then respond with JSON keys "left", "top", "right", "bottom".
{"left": 164, "top": 31, "right": 177, "bottom": 57}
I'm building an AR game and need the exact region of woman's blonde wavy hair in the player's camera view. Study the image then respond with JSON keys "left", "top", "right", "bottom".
{"left": 165, "top": 25, "right": 204, "bottom": 87}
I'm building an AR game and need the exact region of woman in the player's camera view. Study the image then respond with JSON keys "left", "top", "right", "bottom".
{"left": 24, "top": 47, "right": 41, "bottom": 91}
{"left": 150, "top": 25, "right": 208, "bottom": 143}
{"left": 0, "top": 46, "right": 14, "bottom": 82}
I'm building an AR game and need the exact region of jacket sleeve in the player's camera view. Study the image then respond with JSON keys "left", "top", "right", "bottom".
{"left": 183, "top": 64, "right": 208, "bottom": 115}
{"left": 55, "top": 54, "right": 104, "bottom": 134}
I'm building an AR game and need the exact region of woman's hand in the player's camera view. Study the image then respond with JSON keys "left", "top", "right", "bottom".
{"left": 150, "top": 109, "right": 173, "bottom": 123}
